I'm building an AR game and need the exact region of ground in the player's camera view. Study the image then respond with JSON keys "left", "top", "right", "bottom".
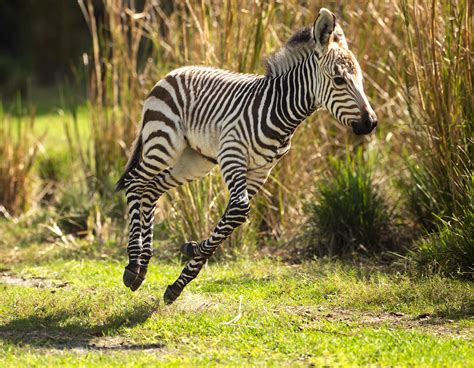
{"left": 0, "top": 252, "right": 472, "bottom": 366}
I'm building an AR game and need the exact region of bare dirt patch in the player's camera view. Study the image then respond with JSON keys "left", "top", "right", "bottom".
{"left": 284, "top": 305, "right": 473, "bottom": 340}
{"left": 0, "top": 272, "right": 69, "bottom": 289}
{"left": 174, "top": 292, "right": 218, "bottom": 313}
{"left": 86, "top": 336, "right": 165, "bottom": 352}
{"left": 0, "top": 330, "right": 165, "bottom": 353}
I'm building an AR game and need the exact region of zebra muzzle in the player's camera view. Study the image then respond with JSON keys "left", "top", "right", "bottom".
{"left": 351, "top": 113, "right": 378, "bottom": 135}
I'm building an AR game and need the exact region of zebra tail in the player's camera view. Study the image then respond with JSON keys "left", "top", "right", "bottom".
{"left": 115, "top": 135, "right": 142, "bottom": 192}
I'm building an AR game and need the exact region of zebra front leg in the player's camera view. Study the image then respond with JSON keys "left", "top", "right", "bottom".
{"left": 164, "top": 168, "right": 250, "bottom": 304}
{"left": 166, "top": 167, "right": 272, "bottom": 304}
{"left": 180, "top": 192, "right": 251, "bottom": 258}
{"left": 165, "top": 193, "right": 250, "bottom": 304}
{"left": 181, "top": 166, "right": 270, "bottom": 259}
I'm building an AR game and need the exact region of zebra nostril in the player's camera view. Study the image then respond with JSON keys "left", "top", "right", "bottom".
{"left": 369, "top": 114, "right": 378, "bottom": 129}
{"left": 361, "top": 111, "right": 371, "bottom": 127}
{"left": 361, "top": 110, "right": 378, "bottom": 130}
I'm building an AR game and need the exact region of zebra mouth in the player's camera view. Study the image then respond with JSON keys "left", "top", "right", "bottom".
{"left": 351, "top": 119, "right": 377, "bottom": 135}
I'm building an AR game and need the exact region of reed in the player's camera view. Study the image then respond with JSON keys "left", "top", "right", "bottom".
{"left": 74, "top": 0, "right": 152, "bottom": 199}
{"left": 395, "top": 0, "right": 473, "bottom": 276}
{"left": 398, "top": 0, "right": 472, "bottom": 229}
{"left": 0, "top": 101, "right": 41, "bottom": 217}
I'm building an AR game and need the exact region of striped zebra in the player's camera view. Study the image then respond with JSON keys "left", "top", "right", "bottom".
{"left": 116, "top": 8, "right": 378, "bottom": 304}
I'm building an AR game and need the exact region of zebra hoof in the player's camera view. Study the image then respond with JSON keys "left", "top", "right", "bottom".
{"left": 163, "top": 284, "right": 182, "bottom": 305}
{"left": 123, "top": 265, "right": 139, "bottom": 289}
{"left": 180, "top": 241, "right": 199, "bottom": 258}
{"left": 129, "top": 268, "right": 147, "bottom": 291}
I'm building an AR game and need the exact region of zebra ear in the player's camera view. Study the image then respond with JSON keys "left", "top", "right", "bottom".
{"left": 334, "top": 23, "right": 349, "bottom": 49}
{"left": 313, "top": 8, "right": 336, "bottom": 56}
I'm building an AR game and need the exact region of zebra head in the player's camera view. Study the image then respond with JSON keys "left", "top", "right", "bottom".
{"left": 313, "top": 9, "right": 378, "bottom": 135}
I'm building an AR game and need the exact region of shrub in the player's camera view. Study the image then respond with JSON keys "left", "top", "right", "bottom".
{"left": 55, "top": 185, "right": 93, "bottom": 236}
{"left": 305, "top": 150, "right": 395, "bottom": 257}
{"left": 411, "top": 206, "right": 474, "bottom": 280}
{"left": 37, "top": 150, "right": 72, "bottom": 183}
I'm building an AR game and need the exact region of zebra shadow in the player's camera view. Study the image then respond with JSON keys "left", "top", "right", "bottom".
{"left": 0, "top": 299, "right": 163, "bottom": 351}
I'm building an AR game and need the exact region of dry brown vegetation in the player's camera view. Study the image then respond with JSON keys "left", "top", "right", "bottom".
{"left": 0, "top": 105, "right": 41, "bottom": 217}
{"left": 1, "top": 0, "right": 472, "bottom": 274}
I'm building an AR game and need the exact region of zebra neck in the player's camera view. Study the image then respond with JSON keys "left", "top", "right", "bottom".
{"left": 270, "top": 54, "right": 318, "bottom": 133}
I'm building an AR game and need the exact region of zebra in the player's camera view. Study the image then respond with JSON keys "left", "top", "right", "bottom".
{"left": 116, "top": 8, "right": 378, "bottom": 305}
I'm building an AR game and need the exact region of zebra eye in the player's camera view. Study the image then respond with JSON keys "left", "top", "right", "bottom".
{"left": 334, "top": 77, "right": 346, "bottom": 86}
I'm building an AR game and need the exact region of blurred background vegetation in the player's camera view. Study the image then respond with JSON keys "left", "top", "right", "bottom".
{"left": 0, "top": 0, "right": 472, "bottom": 279}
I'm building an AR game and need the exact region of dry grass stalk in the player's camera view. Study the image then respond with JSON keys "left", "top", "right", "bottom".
{"left": 0, "top": 106, "right": 41, "bottom": 216}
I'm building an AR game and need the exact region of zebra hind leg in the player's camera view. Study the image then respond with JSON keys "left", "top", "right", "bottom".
{"left": 128, "top": 147, "right": 216, "bottom": 291}
{"left": 122, "top": 171, "right": 148, "bottom": 289}
{"left": 126, "top": 168, "right": 173, "bottom": 291}
{"left": 122, "top": 135, "right": 186, "bottom": 289}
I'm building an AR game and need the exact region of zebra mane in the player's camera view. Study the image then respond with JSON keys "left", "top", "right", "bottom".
{"left": 264, "top": 27, "right": 315, "bottom": 77}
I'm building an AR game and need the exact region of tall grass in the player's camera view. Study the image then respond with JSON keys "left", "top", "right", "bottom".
{"left": 392, "top": 0, "right": 473, "bottom": 276}
{"left": 0, "top": 103, "right": 41, "bottom": 217}
{"left": 74, "top": 0, "right": 151, "bottom": 199}
{"left": 399, "top": 0, "right": 472, "bottom": 230}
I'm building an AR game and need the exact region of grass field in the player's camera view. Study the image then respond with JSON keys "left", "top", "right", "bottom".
{"left": 0, "top": 242, "right": 472, "bottom": 366}
{"left": 34, "top": 106, "right": 89, "bottom": 154}
{"left": 2, "top": 86, "right": 89, "bottom": 154}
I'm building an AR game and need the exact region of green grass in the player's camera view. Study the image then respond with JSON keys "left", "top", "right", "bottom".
{"left": 0, "top": 2, "right": 472, "bottom": 362}
{"left": 34, "top": 105, "right": 89, "bottom": 155}
{"left": 0, "top": 254, "right": 472, "bottom": 366}
{"left": 3, "top": 86, "right": 89, "bottom": 155}
{"left": 411, "top": 207, "right": 474, "bottom": 279}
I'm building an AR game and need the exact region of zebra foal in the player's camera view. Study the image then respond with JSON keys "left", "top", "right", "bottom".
{"left": 116, "top": 8, "right": 378, "bottom": 304}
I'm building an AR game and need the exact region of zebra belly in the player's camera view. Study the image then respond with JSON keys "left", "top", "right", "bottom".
{"left": 185, "top": 130, "right": 219, "bottom": 163}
